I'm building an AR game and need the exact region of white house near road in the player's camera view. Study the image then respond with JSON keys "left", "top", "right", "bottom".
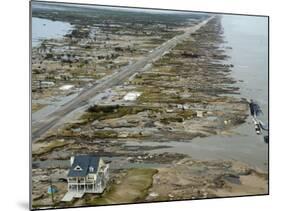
{"left": 61, "top": 155, "right": 109, "bottom": 202}
{"left": 59, "top": 84, "right": 74, "bottom": 91}
{"left": 123, "top": 92, "right": 141, "bottom": 101}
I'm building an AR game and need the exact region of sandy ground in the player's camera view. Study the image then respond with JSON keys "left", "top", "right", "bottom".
{"left": 147, "top": 159, "right": 268, "bottom": 202}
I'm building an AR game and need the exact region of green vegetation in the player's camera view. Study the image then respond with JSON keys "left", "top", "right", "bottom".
{"left": 178, "top": 110, "right": 197, "bottom": 119}
{"left": 32, "top": 103, "right": 46, "bottom": 113}
{"left": 137, "top": 88, "right": 185, "bottom": 104}
{"left": 160, "top": 116, "right": 183, "bottom": 124}
{"left": 92, "top": 130, "right": 118, "bottom": 139}
{"left": 80, "top": 105, "right": 161, "bottom": 124}
{"left": 160, "top": 110, "right": 197, "bottom": 124}
{"left": 87, "top": 168, "right": 158, "bottom": 205}
{"left": 32, "top": 140, "right": 69, "bottom": 157}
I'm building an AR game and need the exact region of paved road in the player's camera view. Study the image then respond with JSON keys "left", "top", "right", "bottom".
{"left": 32, "top": 16, "right": 214, "bottom": 141}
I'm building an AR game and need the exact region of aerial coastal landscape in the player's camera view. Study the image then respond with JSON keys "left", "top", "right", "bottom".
{"left": 31, "top": 1, "right": 269, "bottom": 209}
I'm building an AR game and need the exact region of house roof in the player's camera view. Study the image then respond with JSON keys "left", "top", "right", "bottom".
{"left": 67, "top": 155, "right": 100, "bottom": 177}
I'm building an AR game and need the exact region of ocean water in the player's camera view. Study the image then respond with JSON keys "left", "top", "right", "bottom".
{"left": 222, "top": 15, "right": 268, "bottom": 122}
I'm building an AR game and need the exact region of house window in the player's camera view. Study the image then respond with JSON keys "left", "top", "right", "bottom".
{"left": 74, "top": 165, "right": 82, "bottom": 171}
{"left": 89, "top": 166, "right": 94, "bottom": 172}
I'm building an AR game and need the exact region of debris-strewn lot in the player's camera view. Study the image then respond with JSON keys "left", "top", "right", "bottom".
{"left": 147, "top": 159, "right": 268, "bottom": 202}
{"left": 32, "top": 157, "right": 267, "bottom": 208}
{"left": 32, "top": 5, "right": 204, "bottom": 106}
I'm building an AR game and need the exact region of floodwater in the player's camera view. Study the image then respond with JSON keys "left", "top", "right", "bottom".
{"left": 125, "top": 15, "right": 269, "bottom": 171}
{"left": 32, "top": 17, "right": 72, "bottom": 47}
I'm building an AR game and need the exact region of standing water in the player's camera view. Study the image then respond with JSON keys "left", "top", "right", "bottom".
{"left": 32, "top": 17, "right": 73, "bottom": 47}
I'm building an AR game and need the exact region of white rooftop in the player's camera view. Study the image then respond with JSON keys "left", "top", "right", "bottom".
{"left": 123, "top": 92, "right": 141, "bottom": 101}
{"left": 59, "top": 85, "right": 74, "bottom": 91}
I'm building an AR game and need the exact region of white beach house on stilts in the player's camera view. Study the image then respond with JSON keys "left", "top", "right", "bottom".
{"left": 61, "top": 155, "right": 109, "bottom": 202}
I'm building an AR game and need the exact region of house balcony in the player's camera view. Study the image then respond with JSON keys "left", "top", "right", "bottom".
{"left": 68, "top": 183, "right": 104, "bottom": 194}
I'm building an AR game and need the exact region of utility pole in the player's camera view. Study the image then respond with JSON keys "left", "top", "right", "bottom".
{"left": 48, "top": 169, "right": 55, "bottom": 205}
{"left": 39, "top": 80, "right": 42, "bottom": 90}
